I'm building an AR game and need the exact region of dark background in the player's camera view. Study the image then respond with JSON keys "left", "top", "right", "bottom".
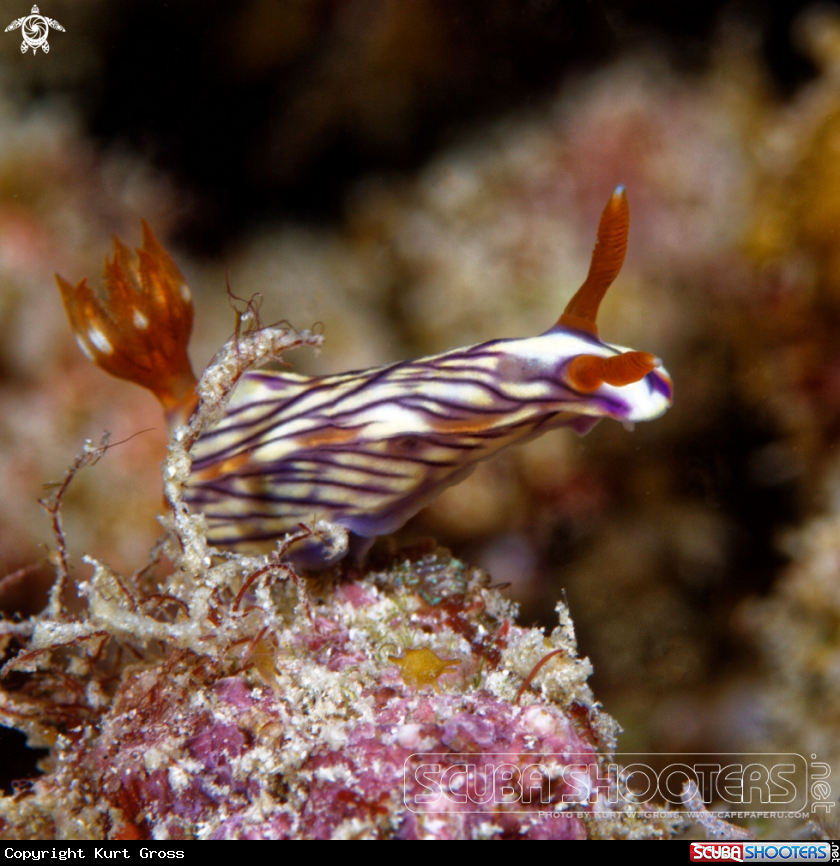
{"left": 15, "top": 0, "right": 822, "bottom": 252}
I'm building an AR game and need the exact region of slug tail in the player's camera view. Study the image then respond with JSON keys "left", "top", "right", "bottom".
{"left": 558, "top": 186, "right": 630, "bottom": 336}
{"left": 56, "top": 221, "right": 198, "bottom": 427}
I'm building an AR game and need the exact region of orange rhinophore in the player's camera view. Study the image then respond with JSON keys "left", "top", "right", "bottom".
{"left": 55, "top": 221, "right": 198, "bottom": 427}
{"left": 555, "top": 186, "right": 658, "bottom": 396}
{"left": 557, "top": 185, "right": 630, "bottom": 337}
{"left": 565, "top": 350, "right": 659, "bottom": 393}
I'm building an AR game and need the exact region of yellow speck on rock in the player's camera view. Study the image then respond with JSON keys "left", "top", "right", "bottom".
{"left": 388, "top": 647, "right": 459, "bottom": 692}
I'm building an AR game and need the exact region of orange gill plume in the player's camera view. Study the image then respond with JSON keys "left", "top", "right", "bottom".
{"left": 56, "top": 222, "right": 199, "bottom": 428}
{"left": 557, "top": 186, "right": 657, "bottom": 392}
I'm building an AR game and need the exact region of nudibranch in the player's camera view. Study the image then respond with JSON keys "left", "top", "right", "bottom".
{"left": 56, "top": 187, "right": 672, "bottom": 567}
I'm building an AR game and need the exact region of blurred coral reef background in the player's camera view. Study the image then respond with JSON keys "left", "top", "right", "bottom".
{"left": 2, "top": 0, "right": 840, "bottom": 834}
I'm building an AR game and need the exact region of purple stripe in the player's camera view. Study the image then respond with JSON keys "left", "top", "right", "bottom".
{"left": 258, "top": 455, "right": 414, "bottom": 480}
{"left": 649, "top": 372, "right": 672, "bottom": 401}
{"left": 191, "top": 420, "right": 370, "bottom": 467}
{"left": 542, "top": 325, "right": 605, "bottom": 345}
{"left": 196, "top": 489, "right": 365, "bottom": 508}
{"left": 217, "top": 363, "right": 401, "bottom": 432}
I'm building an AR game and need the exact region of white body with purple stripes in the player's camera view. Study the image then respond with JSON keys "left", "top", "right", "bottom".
{"left": 186, "top": 325, "right": 672, "bottom": 565}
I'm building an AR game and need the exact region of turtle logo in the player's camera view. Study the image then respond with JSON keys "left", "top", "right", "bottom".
{"left": 5, "top": 5, "right": 65, "bottom": 55}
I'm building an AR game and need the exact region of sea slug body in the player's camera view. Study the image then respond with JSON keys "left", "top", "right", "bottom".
{"left": 56, "top": 187, "right": 672, "bottom": 567}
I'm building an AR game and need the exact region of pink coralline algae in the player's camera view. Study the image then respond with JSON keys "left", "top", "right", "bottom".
{"left": 0, "top": 548, "right": 679, "bottom": 840}
{"left": 97, "top": 634, "right": 597, "bottom": 839}
{"left": 0, "top": 552, "right": 633, "bottom": 840}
